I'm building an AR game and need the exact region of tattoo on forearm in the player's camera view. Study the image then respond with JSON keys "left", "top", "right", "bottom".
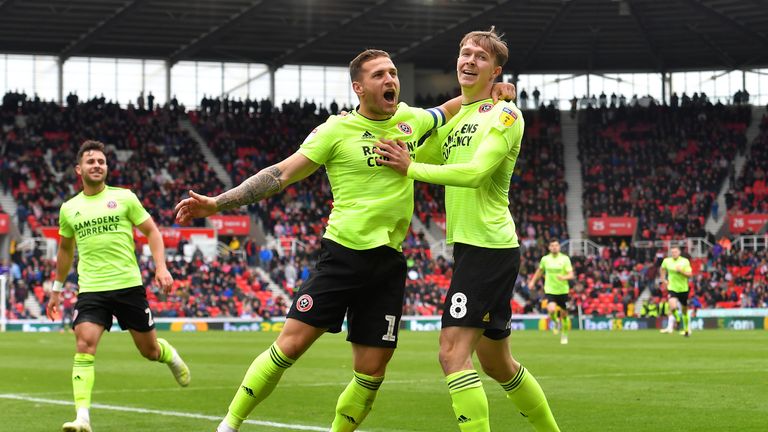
{"left": 216, "top": 166, "right": 283, "bottom": 211}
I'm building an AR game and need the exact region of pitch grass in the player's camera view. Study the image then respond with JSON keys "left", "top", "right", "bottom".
{"left": 0, "top": 330, "right": 766, "bottom": 431}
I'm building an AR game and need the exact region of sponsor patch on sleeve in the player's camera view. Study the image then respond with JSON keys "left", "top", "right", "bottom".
{"left": 499, "top": 106, "right": 518, "bottom": 127}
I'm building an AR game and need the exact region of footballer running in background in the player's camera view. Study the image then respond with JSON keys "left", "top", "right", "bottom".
{"left": 659, "top": 245, "right": 693, "bottom": 336}
{"left": 527, "top": 238, "right": 574, "bottom": 344}
{"left": 47, "top": 140, "right": 190, "bottom": 432}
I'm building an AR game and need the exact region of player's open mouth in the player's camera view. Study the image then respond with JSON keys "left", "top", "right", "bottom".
{"left": 462, "top": 70, "right": 477, "bottom": 76}
{"left": 383, "top": 90, "right": 396, "bottom": 103}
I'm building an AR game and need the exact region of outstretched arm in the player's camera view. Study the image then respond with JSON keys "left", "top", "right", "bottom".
{"left": 175, "top": 151, "right": 320, "bottom": 224}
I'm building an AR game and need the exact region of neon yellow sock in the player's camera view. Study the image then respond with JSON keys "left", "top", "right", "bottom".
{"left": 446, "top": 370, "right": 490, "bottom": 432}
{"left": 682, "top": 312, "right": 689, "bottom": 332}
{"left": 331, "top": 371, "right": 384, "bottom": 431}
{"left": 156, "top": 337, "right": 174, "bottom": 363}
{"left": 72, "top": 353, "right": 95, "bottom": 411}
{"left": 502, "top": 366, "right": 560, "bottom": 432}
{"left": 562, "top": 316, "right": 570, "bottom": 335}
{"left": 224, "top": 343, "right": 295, "bottom": 429}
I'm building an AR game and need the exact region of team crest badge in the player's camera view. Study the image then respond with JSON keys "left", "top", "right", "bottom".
{"left": 107, "top": 200, "right": 117, "bottom": 209}
{"left": 296, "top": 294, "right": 313, "bottom": 312}
{"left": 478, "top": 103, "right": 493, "bottom": 113}
{"left": 499, "top": 107, "right": 517, "bottom": 127}
{"left": 397, "top": 122, "right": 413, "bottom": 135}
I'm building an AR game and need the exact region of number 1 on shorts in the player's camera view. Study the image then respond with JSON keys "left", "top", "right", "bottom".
{"left": 382, "top": 315, "right": 397, "bottom": 342}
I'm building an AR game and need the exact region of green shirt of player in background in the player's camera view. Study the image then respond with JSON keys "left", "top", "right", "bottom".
{"left": 659, "top": 246, "right": 693, "bottom": 336}
{"left": 58, "top": 187, "right": 148, "bottom": 291}
{"left": 528, "top": 239, "right": 574, "bottom": 344}
{"left": 46, "top": 140, "right": 190, "bottom": 432}
{"left": 375, "top": 27, "right": 560, "bottom": 432}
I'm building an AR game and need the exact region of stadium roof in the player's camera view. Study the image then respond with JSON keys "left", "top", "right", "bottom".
{"left": 0, "top": 0, "right": 766, "bottom": 73}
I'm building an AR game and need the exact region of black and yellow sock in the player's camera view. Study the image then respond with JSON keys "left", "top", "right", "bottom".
{"left": 224, "top": 343, "right": 295, "bottom": 429}
{"left": 446, "top": 370, "right": 490, "bottom": 432}
{"left": 502, "top": 366, "right": 560, "bottom": 432}
{"left": 331, "top": 371, "right": 384, "bottom": 432}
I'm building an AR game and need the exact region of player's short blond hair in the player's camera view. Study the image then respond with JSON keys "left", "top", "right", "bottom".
{"left": 460, "top": 26, "right": 509, "bottom": 67}
{"left": 349, "top": 49, "right": 391, "bottom": 82}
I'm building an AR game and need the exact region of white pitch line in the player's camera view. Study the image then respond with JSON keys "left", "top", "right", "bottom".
{"left": 0, "top": 394, "right": 348, "bottom": 431}
{"left": 10, "top": 369, "right": 757, "bottom": 398}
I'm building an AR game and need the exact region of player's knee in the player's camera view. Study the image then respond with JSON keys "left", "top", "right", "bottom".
{"left": 438, "top": 346, "right": 471, "bottom": 374}
{"left": 355, "top": 363, "right": 387, "bottom": 377}
{"left": 75, "top": 338, "right": 98, "bottom": 354}
{"left": 480, "top": 360, "right": 516, "bottom": 382}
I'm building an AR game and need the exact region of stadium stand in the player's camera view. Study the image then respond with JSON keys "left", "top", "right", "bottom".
{"left": 0, "top": 93, "right": 237, "bottom": 231}
{"left": 579, "top": 95, "right": 751, "bottom": 240}
{"left": 728, "top": 110, "right": 768, "bottom": 215}
{"left": 2, "top": 93, "right": 767, "bottom": 320}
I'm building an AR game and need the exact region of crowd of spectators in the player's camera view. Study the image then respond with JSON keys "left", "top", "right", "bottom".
{"left": 0, "top": 91, "right": 237, "bottom": 231}
{"left": 727, "top": 110, "right": 768, "bottom": 214}
{"left": 1, "top": 249, "right": 288, "bottom": 320}
{"left": 3, "top": 91, "right": 767, "bottom": 323}
{"left": 579, "top": 94, "right": 751, "bottom": 240}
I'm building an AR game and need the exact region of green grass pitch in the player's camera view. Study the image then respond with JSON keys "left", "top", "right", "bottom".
{"left": 1, "top": 330, "right": 766, "bottom": 431}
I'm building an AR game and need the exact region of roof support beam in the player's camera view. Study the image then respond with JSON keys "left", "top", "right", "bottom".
{"left": 680, "top": 0, "right": 768, "bottom": 48}
{"left": 60, "top": 0, "right": 146, "bottom": 60}
{"left": 392, "top": 0, "right": 512, "bottom": 63}
{"left": 271, "top": 0, "right": 389, "bottom": 68}
{"left": 518, "top": 0, "right": 574, "bottom": 70}
{"left": 0, "top": 0, "right": 15, "bottom": 14}
{"left": 626, "top": 1, "right": 663, "bottom": 70}
{"left": 685, "top": 24, "right": 736, "bottom": 69}
{"left": 168, "top": 0, "right": 270, "bottom": 65}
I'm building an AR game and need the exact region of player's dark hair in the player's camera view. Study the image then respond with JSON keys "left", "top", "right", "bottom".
{"left": 549, "top": 238, "right": 560, "bottom": 244}
{"left": 349, "top": 49, "right": 391, "bottom": 82}
{"left": 460, "top": 26, "right": 509, "bottom": 67}
{"left": 77, "top": 140, "right": 106, "bottom": 164}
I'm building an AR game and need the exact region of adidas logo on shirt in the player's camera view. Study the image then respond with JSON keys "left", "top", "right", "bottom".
{"left": 361, "top": 131, "right": 375, "bottom": 139}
